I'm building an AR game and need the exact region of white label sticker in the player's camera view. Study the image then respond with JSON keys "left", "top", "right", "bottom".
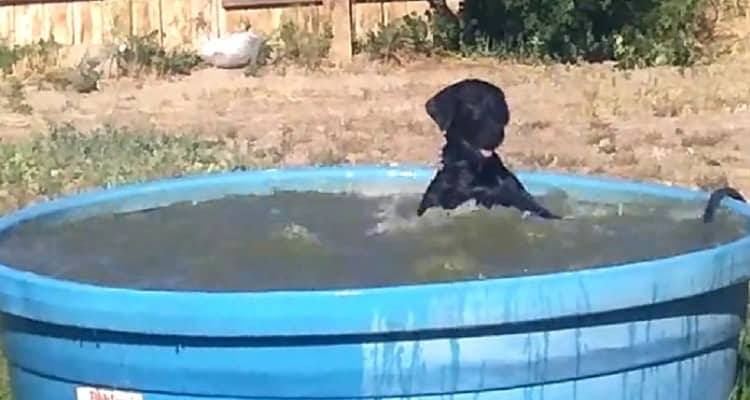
{"left": 75, "top": 386, "right": 144, "bottom": 400}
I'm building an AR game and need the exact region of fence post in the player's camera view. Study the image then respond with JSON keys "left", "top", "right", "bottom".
{"left": 324, "top": 0, "right": 353, "bottom": 64}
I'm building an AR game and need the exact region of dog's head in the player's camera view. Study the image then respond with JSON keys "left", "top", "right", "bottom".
{"left": 425, "top": 78, "right": 510, "bottom": 152}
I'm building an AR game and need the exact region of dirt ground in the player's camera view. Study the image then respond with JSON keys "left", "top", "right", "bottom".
{"left": 3, "top": 34, "right": 750, "bottom": 195}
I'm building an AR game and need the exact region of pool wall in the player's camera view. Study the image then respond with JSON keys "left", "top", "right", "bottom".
{"left": 0, "top": 165, "right": 749, "bottom": 400}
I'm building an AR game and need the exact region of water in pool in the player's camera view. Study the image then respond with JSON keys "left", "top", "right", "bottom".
{"left": 0, "top": 189, "right": 746, "bottom": 291}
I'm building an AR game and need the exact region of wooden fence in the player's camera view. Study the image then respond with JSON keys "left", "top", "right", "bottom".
{"left": 0, "top": 0, "right": 449, "bottom": 62}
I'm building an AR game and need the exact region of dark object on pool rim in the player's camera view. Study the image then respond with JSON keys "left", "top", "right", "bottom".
{"left": 417, "top": 78, "right": 560, "bottom": 219}
{"left": 703, "top": 186, "right": 747, "bottom": 223}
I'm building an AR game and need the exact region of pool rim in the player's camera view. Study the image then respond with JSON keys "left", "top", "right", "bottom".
{"left": 0, "top": 164, "right": 749, "bottom": 337}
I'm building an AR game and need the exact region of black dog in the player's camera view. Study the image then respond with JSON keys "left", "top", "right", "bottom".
{"left": 417, "top": 78, "right": 559, "bottom": 219}
{"left": 417, "top": 78, "right": 747, "bottom": 224}
{"left": 416, "top": 136, "right": 561, "bottom": 218}
{"left": 425, "top": 78, "right": 509, "bottom": 157}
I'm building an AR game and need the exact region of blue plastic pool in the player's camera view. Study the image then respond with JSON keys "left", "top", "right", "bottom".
{"left": 0, "top": 165, "right": 749, "bottom": 400}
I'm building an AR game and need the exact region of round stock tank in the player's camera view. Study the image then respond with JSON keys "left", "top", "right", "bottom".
{"left": 0, "top": 165, "right": 747, "bottom": 400}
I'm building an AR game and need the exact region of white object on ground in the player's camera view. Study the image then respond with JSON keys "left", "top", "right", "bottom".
{"left": 199, "top": 30, "right": 263, "bottom": 69}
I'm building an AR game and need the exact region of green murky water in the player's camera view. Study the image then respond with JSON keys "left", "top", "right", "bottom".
{"left": 0, "top": 190, "right": 745, "bottom": 291}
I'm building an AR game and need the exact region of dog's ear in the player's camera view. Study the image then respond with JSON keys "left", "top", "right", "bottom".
{"left": 425, "top": 83, "right": 462, "bottom": 132}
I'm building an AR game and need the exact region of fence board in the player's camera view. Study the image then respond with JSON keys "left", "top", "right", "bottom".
{"left": 131, "top": 0, "right": 160, "bottom": 39}
{"left": 45, "top": 2, "right": 72, "bottom": 44}
{"left": 13, "top": 2, "right": 45, "bottom": 43}
{"left": 87, "top": 0, "right": 103, "bottom": 43}
{"left": 72, "top": 1, "right": 101, "bottom": 44}
{"left": 353, "top": 2, "right": 381, "bottom": 39}
{"left": 190, "top": 0, "right": 216, "bottom": 45}
{"left": 161, "top": 0, "right": 191, "bottom": 46}
{"left": 0, "top": 0, "right": 425, "bottom": 60}
{"left": 214, "top": 0, "right": 226, "bottom": 36}
{"left": 383, "top": 0, "right": 405, "bottom": 25}
{"left": 100, "top": 0, "right": 131, "bottom": 41}
{"left": 224, "top": 8, "right": 252, "bottom": 32}
{"left": 0, "top": 5, "right": 14, "bottom": 42}
{"left": 297, "top": 4, "right": 323, "bottom": 32}
{"left": 224, "top": 0, "right": 318, "bottom": 8}
{"left": 324, "top": 0, "right": 349, "bottom": 63}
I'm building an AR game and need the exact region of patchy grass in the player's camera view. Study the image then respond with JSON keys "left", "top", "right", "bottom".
{"left": 2, "top": 55, "right": 750, "bottom": 200}
{"left": 0, "top": 123, "right": 273, "bottom": 212}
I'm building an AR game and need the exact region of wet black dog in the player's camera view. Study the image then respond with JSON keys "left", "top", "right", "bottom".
{"left": 416, "top": 136, "right": 561, "bottom": 218}
{"left": 417, "top": 78, "right": 747, "bottom": 223}
{"left": 417, "top": 78, "right": 559, "bottom": 219}
{"left": 424, "top": 78, "right": 510, "bottom": 155}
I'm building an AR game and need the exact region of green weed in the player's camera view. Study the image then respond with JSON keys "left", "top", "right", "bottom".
{"left": 0, "top": 124, "right": 271, "bottom": 213}
{"left": 114, "top": 30, "right": 203, "bottom": 78}
{"left": 273, "top": 21, "right": 333, "bottom": 70}
{"left": 358, "top": 12, "right": 436, "bottom": 63}
{"left": 0, "top": 77, "right": 32, "bottom": 115}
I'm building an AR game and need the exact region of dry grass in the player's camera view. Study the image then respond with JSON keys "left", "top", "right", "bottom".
{"left": 0, "top": 16, "right": 749, "bottom": 198}
{"left": 0, "top": 54, "right": 748, "bottom": 196}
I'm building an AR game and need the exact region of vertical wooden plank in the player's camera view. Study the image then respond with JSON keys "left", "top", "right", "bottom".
{"left": 13, "top": 3, "right": 46, "bottom": 45}
{"left": 191, "top": 0, "right": 217, "bottom": 45}
{"left": 101, "top": 0, "right": 133, "bottom": 42}
{"left": 45, "top": 2, "right": 73, "bottom": 45}
{"left": 268, "top": 8, "right": 280, "bottom": 34}
{"left": 248, "top": 8, "right": 269, "bottom": 35}
{"left": 290, "top": 5, "right": 306, "bottom": 30}
{"left": 72, "top": 1, "right": 97, "bottom": 45}
{"left": 405, "top": 1, "right": 429, "bottom": 18}
{"left": 20, "top": 3, "right": 33, "bottom": 43}
{"left": 352, "top": 2, "right": 363, "bottom": 39}
{"left": 88, "top": 0, "right": 104, "bottom": 44}
{"left": 291, "top": 5, "right": 304, "bottom": 31}
{"left": 383, "top": 0, "right": 408, "bottom": 25}
{"left": 224, "top": 9, "right": 248, "bottom": 33}
{"left": 32, "top": 3, "right": 46, "bottom": 41}
{"left": 324, "top": 0, "right": 352, "bottom": 64}
{"left": 215, "top": 0, "right": 227, "bottom": 37}
{"left": 0, "top": 5, "right": 14, "bottom": 44}
{"left": 298, "top": 5, "right": 322, "bottom": 33}
{"left": 226, "top": 7, "right": 279, "bottom": 35}
{"left": 354, "top": 3, "right": 383, "bottom": 39}
{"left": 132, "top": 0, "right": 162, "bottom": 39}
{"left": 312, "top": 5, "right": 325, "bottom": 33}
{"left": 40, "top": 2, "right": 51, "bottom": 42}
{"left": 162, "top": 0, "right": 192, "bottom": 47}
{"left": 271, "top": 7, "right": 285, "bottom": 32}
{"left": 279, "top": 7, "right": 298, "bottom": 32}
